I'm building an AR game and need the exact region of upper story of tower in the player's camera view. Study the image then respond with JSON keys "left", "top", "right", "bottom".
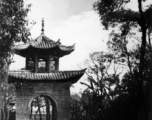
{"left": 13, "top": 19, "right": 75, "bottom": 73}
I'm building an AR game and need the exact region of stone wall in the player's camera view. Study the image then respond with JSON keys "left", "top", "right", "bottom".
{"left": 15, "top": 82, "right": 72, "bottom": 120}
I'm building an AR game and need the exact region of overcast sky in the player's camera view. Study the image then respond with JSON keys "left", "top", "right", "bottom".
{"left": 10, "top": 0, "right": 109, "bottom": 70}
{"left": 10, "top": 0, "right": 152, "bottom": 93}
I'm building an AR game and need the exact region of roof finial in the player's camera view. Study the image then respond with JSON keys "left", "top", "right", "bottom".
{"left": 41, "top": 18, "right": 44, "bottom": 34}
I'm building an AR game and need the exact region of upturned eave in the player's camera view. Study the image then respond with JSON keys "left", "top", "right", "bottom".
{"left": 8, "top": 69, "right": 86, "bottom": 84}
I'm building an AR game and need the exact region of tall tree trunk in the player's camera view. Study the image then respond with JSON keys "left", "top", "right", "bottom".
{"left": 0, "top": 92, "right": 3, "bottom": 120}
{"left": 138, "top": 0, "right": 147, "bottom": 83}
{"left": 30, "top": 101, "right": 33, "bottom": 119}
{"left": 45, "top": 98, "right": 50, "bottom": 120}
{"left": 147, "top": 46, "right": 152, "bottom": 120}
{"left": 0, "top": 65, "right": 9, "bottom": 120}
{"left": 37, "top": 97, "right": 42, "bottom": 120}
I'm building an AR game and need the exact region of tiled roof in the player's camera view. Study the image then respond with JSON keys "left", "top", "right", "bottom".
{"left": 8, "top": 69, "right": 86, "bottom": 83}
{"left": 59, "top": 44, "right": 75, "bottom": 51}
{"left": 14, "top": 34, "right": 75, "bottom": 51}
{"left": 14, "top": 43, "right": 30, "bottom": 50}
{"left": 31, "top": 39, "right": 60, "bottom": 49}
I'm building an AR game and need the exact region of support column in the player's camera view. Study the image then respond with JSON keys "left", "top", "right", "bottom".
{"left": 56, "top": 58, "right": 59, "bottom": 71}
{"left": 35, "top": 54, "right": 38, "bottom": 73}
{"left": 48, "top": 55, "right": 51, "bottom": 73}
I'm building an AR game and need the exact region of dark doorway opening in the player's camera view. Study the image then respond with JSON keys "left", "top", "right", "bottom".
{"left": 29, "top": 95, "right": 57, "bottom": 120}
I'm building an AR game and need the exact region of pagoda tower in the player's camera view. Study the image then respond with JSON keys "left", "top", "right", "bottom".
{"left": 8, "top": 19, "right": 85, "bottom": 120}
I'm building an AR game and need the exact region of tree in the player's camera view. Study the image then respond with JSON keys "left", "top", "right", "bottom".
{"left": 70, "top": 1, "right": 152, "bottom": 119}
{"left": 0, "top": 0, "right": 31, "bottom": 120}
{"left": 93, "top": 0, "right": 152, "bottom": 80}
{"left": 93, "top": 0, "right": 152, "bottom": 119}
{"left": 74, "top": 47, "right": 151, "bottom": 120}
{"left": 70, "top": 52, "right": 123, "bottom": 120}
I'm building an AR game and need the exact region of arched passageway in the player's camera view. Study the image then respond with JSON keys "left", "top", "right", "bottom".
{"left": 29, "top": 95, "right": 57, "bottom": 120}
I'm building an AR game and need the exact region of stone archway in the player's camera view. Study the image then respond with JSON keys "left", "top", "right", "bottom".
{"left": 28, "top": 94, "right": 58, "bottom": 120}
{"left": 14, "top": 82, "right": 72, "bottom": 120}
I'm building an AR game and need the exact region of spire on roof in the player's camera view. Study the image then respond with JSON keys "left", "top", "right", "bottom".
{"left": 41, "top": 18, "right": 44, "bottom": 34}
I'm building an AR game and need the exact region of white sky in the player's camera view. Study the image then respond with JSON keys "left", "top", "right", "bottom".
{"left": 10, "top": 0, "right": 109, "bottom": 70}
{"left": 9, "top": 0, "right": 152, "bottom": 93}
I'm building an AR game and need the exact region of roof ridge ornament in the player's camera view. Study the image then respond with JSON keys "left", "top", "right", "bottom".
{"left": 41, "top": 18, "right": 44, "bottom": 34}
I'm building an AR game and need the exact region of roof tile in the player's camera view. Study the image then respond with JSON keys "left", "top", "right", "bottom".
{"left": 14, "top": 34, "right": 75, "bottom": 52}
{"left": 8, "top": 69, "right": 86, "bottom": 83}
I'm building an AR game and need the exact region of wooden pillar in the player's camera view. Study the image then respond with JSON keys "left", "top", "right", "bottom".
{"left": 48, "top": 55, "right": 51, "bottom": 73}
{"left": 56, "top": 58, "right": 59, "bottom": 71}
{"left": 35, "top": 54, "right": 38, "bottom": 73}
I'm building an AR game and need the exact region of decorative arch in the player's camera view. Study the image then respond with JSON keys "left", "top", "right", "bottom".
{"left": 28, "top": 93, "right": 58, "bottom": 120}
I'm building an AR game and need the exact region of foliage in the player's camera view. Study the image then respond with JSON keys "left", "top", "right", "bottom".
{"left": 93, "top": 0, "right": 152, "bottom": 81}
{"left": 0, "top": 0, "right": 31, "bottom": 120}
{"left": 70, "top": 46, "right": 151, "bottom": 120}
{"left": 0, "top": 0, "right": 30, "bottom": 63}
{"left": 92, "top": 0, "right": 152, "bottom": 119}
{"left": 70, "top": 52, "right": 123, "bottom": 120}
{"left": 70, "top": 1, "right": 152, "bottom": 118}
